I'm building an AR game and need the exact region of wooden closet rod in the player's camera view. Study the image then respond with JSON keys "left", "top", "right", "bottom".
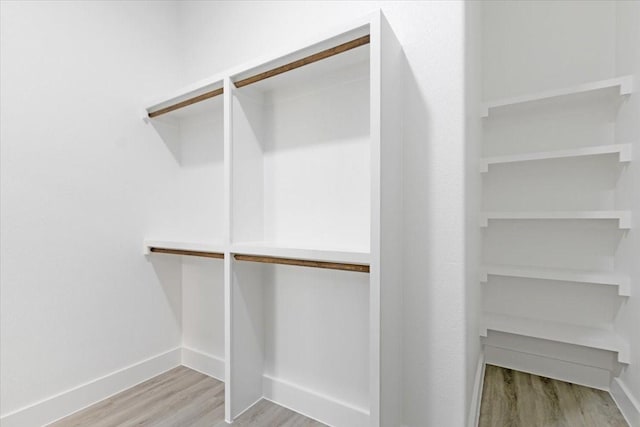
{"left": 149, "top": 247, "right": 224, "bottom": 259}
{"left": 233, "top": 254, "right": 370, "bottom": 273}
{"left": 148, "top": 87, "right": 224, "bottom": 118}
{"left": 234, "top": 34, "right": 371, "bottom": 88}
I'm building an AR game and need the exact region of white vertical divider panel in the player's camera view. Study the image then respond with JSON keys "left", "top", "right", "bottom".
{"left": 223, "top": 77, "right": 233, "bottom": 423}
{"left": 379, "top": 13, "right": 404, "bottom": 427}
{"left": 231, "top": 85, "right": 265, "bottom": 244}
{"left": 229, "top": 79, "right": 266, "bottom": 420}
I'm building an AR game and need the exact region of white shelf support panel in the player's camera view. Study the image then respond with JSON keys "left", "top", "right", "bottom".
{"left": 481, "top": 75, "right": 634, "bottom": 117}
{"left": 479, "top": 265, "right": 631, "bottom": 296}
{"left": 479, "top": 144, "right": 633, "bottom": 173}
{"left": 143, "top": 240, "right": 226, "bottom": 258}
{"left": 480, "top": 313, "right": 631, "bottom": 364}
{"left": 479, "top": 210, "right": 632, "bottom": 229}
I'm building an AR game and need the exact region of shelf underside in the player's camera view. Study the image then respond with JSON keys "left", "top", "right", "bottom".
{"left": 481, "top": 75, "right": 633, "bottom": 117}
{"left": 481, "top": 313, "right": 630, "bottom": 364}
{"left": 480, "top": 265, "right": 630, "bottom": 296}
{"left": 480, "top": 144, "right": 632, "bottom": 172}
{"left": 480, "top": 211, "right": 631, "bottom": 229}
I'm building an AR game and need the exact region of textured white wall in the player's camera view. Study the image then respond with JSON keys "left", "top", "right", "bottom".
{"left": 177, "top": 2, "right": 469, "bottom": 426}
{"left": 0, "top": 0, "right": 183, "bottom": 417}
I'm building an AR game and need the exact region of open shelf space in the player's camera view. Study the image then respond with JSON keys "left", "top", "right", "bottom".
{"left": 229, "top": 258, "right": 370, "bottom": 425}
{"left": 480, "top": 313, "right": 630, "bottom": 364}
{"left": 479, "top": 143, "right": 632, "bottom": 173}
{"left": 480, "top": 210, "right": 631, "bottom": 229}
{"left": 480, "top": 264, "right": 630, "bottom": 296}
{"left": 481, "top": 75, "right": 634, "bottom": 117}
{"left": 231, "top": 36, "right": 371, "bottom": 253}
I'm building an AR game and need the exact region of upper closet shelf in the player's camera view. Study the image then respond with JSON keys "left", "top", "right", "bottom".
{"left": 480, "top": 264, "right": 630, "bottom": 296}
{"left": 480, "top": 313, "right": 630, "bottom": 364}
{"left": 481, "top": 75, "right": 634, "bottom": 117}
{"left": 479, "top": 144, "right": 632, "bottom": 173}
{"left": 143, "top": 240, "right": 225, "bottom": 259}
{"left": 143, "top": 79, "right": 224, "bottom": 120}
{"left": 480, "top": 210, "right": 631, "bottom": 229}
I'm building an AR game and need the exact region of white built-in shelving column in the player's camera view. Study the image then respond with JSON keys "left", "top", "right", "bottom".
{"left": 480, "top": 76, "right": 635, "bottom": 377}
{"left": 140, "top": 11, "right": 402, "bottom": 427}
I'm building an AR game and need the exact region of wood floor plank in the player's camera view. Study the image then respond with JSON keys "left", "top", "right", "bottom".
{"left": 479, "top": 365, "right": 628, "bottom": 427}
{"left": 50, "top": 366, "right": 326, "bottom": 427}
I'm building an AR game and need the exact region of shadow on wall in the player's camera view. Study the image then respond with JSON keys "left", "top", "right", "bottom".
{"left": 148, "top": 254, "right": 182, "bottom": 330}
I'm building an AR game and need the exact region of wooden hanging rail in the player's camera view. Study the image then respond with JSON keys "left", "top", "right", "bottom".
{"left": 149, "top": 247, "right": 224, "bottom": 259}
{"left": 148, "top": 87, "right": 224, "bottom": 118}
{"left": 233, "top": 254, "right": 369, "bottom": 273}
{"left": 234, "top": 34, "right": 370, "bottom": 88}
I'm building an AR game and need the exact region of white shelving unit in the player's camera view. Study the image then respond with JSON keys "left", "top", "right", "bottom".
{"left": 142, "top": 11, "right": 402, "bottom": 427}
{"left": 481, "top": 75, "right": 634, "bottom": 117}
{"left": 479, "top": 143, "right": 632, "bottom": 173}
{"left": 480, "top": 313, "right": 630, "bottom": 364}
{"left": 480, "top": 264, "right": 631, "bottom": 296}
{"left": 480, "top": 210, "right": 632, "bottom": 229}
{"left": 480, "top": 73, "right": 635, "bottom": 379}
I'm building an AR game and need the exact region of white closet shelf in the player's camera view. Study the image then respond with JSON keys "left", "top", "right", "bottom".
{"left": 480, "top": 313, "right": 630, "bottom": 364}
{"left": 479, "top": 210, "right": 631, "bottom": 229}
{"left": 143, "top": 240, "right": 225, "bottom": 258}
{"left": 479, "top": 143, "right": 632, "bottom": 173}
{"left": 480, "top": 264, "right": 631, "bottom": 296}
{"left": 230, "top": 242, "right": 370, "bottom": 266}
{"left": 481, "top": 75, "right": 634, "bottom": 117}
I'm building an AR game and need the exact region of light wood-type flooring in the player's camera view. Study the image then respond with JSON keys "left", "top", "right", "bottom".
{"left": 50, "top": 366, "right": 326, "bottom": 427}
{"left": 479, "top": 364, "right": 628, "bottom": 427}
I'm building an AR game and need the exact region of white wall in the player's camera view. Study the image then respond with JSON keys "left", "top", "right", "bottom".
{"left": 483, "top": 0, "right": 616, "bottom": 100}
{"left": 177, "top": 2, "right": 468, "bottom": 426}
{"left": 614, "top": 0, "right": 640, "bottom": 422}
{"left": 0, "top": 0, "right": 183, "bottom": 419}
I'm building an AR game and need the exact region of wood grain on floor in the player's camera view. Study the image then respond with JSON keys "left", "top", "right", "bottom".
{"left": 479, "top": 364, "right": 628, "bottom": 427}
{"left": 49, "top": 366, "right": 326, "bottom": 427}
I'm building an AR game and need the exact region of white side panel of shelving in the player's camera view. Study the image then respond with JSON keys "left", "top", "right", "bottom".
{"left": 229, "top": 259, "right": 265, "bottom": 419}
{"left": 370, "top": 11, "right": 404, "bottom": 427}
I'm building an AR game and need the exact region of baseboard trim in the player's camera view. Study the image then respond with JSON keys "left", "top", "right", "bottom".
{"left": 262, "top": 374, "right": 369, "bottom": 427}
{"left": 485, "top": 345, "right": 611, "bottom": 390}
{"left": 181, "top": 347, "right": 225, "bottom": 382}
{"left": 468, "top": 353, "right": 485, "bottom": 427}
{"left": 610, "top": 377, "right": 640, "bottom": 427}
{"left": 0, "top": 347, "right": 181, "bottom": 427}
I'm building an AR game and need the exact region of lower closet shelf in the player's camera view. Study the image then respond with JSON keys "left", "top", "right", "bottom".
{"left": 480, "top": 313, "right": 630, "bottom": 364}
{"left": 143, "top": 240, "right": 225, "bottom": 258}
{"left": 480, "top": 265, "right": 631, "bottom": 296}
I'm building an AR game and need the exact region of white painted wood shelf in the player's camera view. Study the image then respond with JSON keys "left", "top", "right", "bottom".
{"left": 231, "top": 242, "right": 370, "bottom": 266}
{"left": 481, "top": 75, "right": 634, "bottom": 117}
{"left": 479, "top": 143, "right": 632, "bottom": 173}
{"left": 480, "top": 210, "right": 631, "bottom": 229}
{"left": 480, "top": 265, "right": 631, "bottom": 296}
{"left": 480, "top": 313, "right": 630, "bottom": 364}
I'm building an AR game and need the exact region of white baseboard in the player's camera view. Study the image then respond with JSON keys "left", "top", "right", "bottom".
{"left": 0, "top": 347, "right": 181, "bottom": 427}
{"left": 468, "top": 353, "right": 485, "bottom": 427}
{"left": 610, "top": 377, "right": 640, "bottom": 427}
{"left": 181, "top": 347, "right": 225, "bottom": 382}
{"left": 262, "top": 374, "right": 369, "bottom": 427}
{"left": 485, "top": 345, "right": 611, "bottom": 390}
